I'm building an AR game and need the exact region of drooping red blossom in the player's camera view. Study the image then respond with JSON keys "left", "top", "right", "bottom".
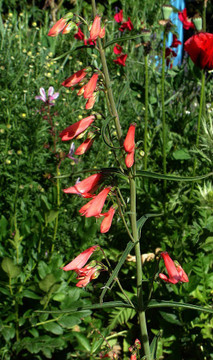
{"left": 90, "top": 15, "right": 101, "bottom": 40}
{"left": 74, "top": 25, "right": 85, "bottom": 40}
{"left": 99, "top": 27, "right": 105, "bottom": 39}
{"left": 178, "top": 8, "right": 195, "bottom": 30}
{"left": 119, "top": 17, "right": 133, "bottom": 32}
{"left": 113, "top": 54, "right": 128, "bottom": 66}
{"left": 100, "top": 207, "right": 116, "bottom": 233}
{"left": 123, "top": 123, "right": 136, "bottom": 153}
{"left": 62, "top": 245, "right": 98, "bottom": 271}
{"left": 48, "top": 18, "right": 67, "bottom": 37}
{"left": 113, "top": 44, "right": 123, "bottom": 55}
{"left": 184, "top": 32, "right": 213, "bottom": 70}
{"left": 59, "top": 115, "right": 95, "bottom": 141}
{"left": 114, "top": 10, "right": 123, "bottom": 23}
{"left": 84, "top": 73, "right": 99, "bottom": 99}
{"left": 63, "top": 173, "right": 103, "bottom": 196}
{"left": 75, "top": 264, "right": 100, "bottom": 287}
{"left": 61, "top": 69, "right": 87, "bottom": 87}
{"left": 79, "top": 187, "right": 111, "bottom": 218}
{"left": 62, "top": 22, "right": 73, "bottom": 34}
{"left": 75, "top": 137, "right": 94, "bottom": 155}
{"left": 159, "top": 252, "right": 189, "bottom": 284}
{"left": 85, "top": 93, "right": 97, "bottom": 109}
{"left": 171, "top": 34, "right": 182, "bottom": 48}
{"left": 165, "top": 47, "right": 177, "bottom": 67}
{"left": 125, "top": 150, "right": 135, "bottom": 168}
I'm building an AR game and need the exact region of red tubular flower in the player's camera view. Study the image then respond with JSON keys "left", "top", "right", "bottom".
{"left": 178, "top": 8, "right": 195, "bottom": 30}
{"left": 75, "top": 265, "right": 100, "bottom": 287}
{"left": 85, "top": 93, "right": 97, "bottom": 109}
{"left": 171, "top": 34, "right": 182, "bottom": 48}
{"left": 61, "top": 69, "right": 87, "bottom": 88}
{"left": 113, "top": 44, "right": 123, "bottom": 55}
{"left": 99, "top": 27, "right": 105, "bottom": 39}
{"left": 113, "top": 54, "right": 128, "bottom": 66}
{"left": 125, "top": 150, "right": 135, "bottom": 168}
{"left": 79, "top": 187, "right": 111, "bottom": 218}
{"left": 184, "top": 32, "right": 213, "bottom": 70}
{"left": 114, "top": 10, "right": 123, "bottom": 23}
{"left": 83, "top": 73, "right": 99, "bottom": 99}
{"left": 63, "top": 173, "right": 103, "bottom": 196}
{"left": 59, "top": 115, "right": 95, "bottom": 141}
{"left": 100, "top": 207, "right": 115, "bottom": 233}
{"left": 75, "top": 137, "right": 94, "bottom": 155}
{"left": 159, "top": 252, "right": 189, "bottom": 284}
{"left": 74, "top": 26, "right": 85, "bottom": 40}
{"left": 62, "top": 245, "right": 98, "bottom": 271}
{"left": 48, "top": 18, "right": 67, "bottom": 37}
{"left": 90, "top": 15, "right": 101, "bottom": 40}
{"left": 123, "top": 123, "right": 136, "bottom": 153}
{"left": 62, "top": 22, "right": 73, "bottom": 34}
{"left": 119, "top": 17, "right": 133, "bottom": 32}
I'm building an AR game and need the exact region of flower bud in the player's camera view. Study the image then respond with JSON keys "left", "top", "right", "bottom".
{"left": 193, "top": 16, "right": 202, "bottom": 31}
{"left": 162, "top": 5, "right": 173, "bottom": 20}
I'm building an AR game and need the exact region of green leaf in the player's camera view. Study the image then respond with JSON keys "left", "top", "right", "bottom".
{"left": 36, "top": 301, "right": 133, "bottom": 314}
{"left": 22, "top": 290, "right": 41, "bottom": 300}
{"left": 39, "top": 274, "right": 57, "bottom": 293}
{"left": 43, "top": 322, "right": 63, "bottom": 335}
{"left": 173, "top": 149, "right": 191, "bottom": 160}
{"left": 2, "top": 326, "right": 15, "bottom": 341}
{"left": 74, "top": 333, "right": 91, "bottom": 352}
{"left": 58, "top": 315, "right": 81, "bottom": 329}
{"left": 147, "top": 300, "right": 213, "bottom": 313}
{"left": 45, "top": 210, "right": 59, "bottom": 224}
{"left": 135, "top": 170, "right": 213, "bottom": 182}
{"left": 137, "top": 213, "right": 162, "bottom": 240}
{"left": 104, "top": 34, "right": 144, "bottom": 49}
{"left": 1, "top": 257, "right": 21, "bottom": 278}
{"left": 150, "top": 332, "right": 161, "bottom": 360}
{"left": 159, "top": 311, "right": 182, "bottom": 325}
{"left": 101, "top": 117, "right": 121, "bottom": 150}
{"left": 100, "top": 241, "right": 136, "bottom": 304}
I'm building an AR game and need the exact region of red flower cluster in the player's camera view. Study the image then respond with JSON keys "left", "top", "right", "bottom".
{"left": 159, "top": 252, "right": 189, "bottom": 284}
{"left": 123, "top": 124, "right": 136, "bottom": 168}
{"left": 113, "top": 44, "right": 128, "bottom": 66}
{"left": 178, "top": 8, "right": 195, "bottom": 30}
{"left": 114, "top": 10, "right": 133, "bottom": 32}
{"left": 63, "top": 174, "right": 116, "bottom": 233}
{"left": 184, "top": 32, "right": 213, "bottom": 70}
{"left": 74, "top": 15, "right": 105, "bottom": 46}
{"left": 62, "top": 68, "right": 99, "bottom": 109}
{"left": 62, "top": 246, "right": 105, "bottom": 287}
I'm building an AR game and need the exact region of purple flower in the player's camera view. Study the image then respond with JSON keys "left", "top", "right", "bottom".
{"left": 35, "top": 87, "right": 59, "bottom": 106}
{"left": 67, "top": 143, "right": 78, "bottom": 163}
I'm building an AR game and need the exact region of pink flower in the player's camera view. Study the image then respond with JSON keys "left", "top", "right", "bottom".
{"left": 48, "top": 18, "right": 67, "bottom": 37}
{"left": 178, "top": 8, "right": 195, "bottom": 30}
{"left": 84, "top": 73, "right": 99, "bottom": 99}
{"left": 113, "top": 44, "right": 123, "bottom": 55}
{"left": 63, "top": 173, "right": 103, "bottom": 197}
{"left": 62, "top": 245, "right": 98, "bottom": 271}
{"left": 35, "top": 87, "right": 59, "bottom": 106}
{"left": 171, "top": 34, "right": 182, "bottom": 48}
{"left": 75, "top": 137, "right": 94, "bottom": 155}
{"left": 61, "top": 69, "right": 87, "bottom": 88}
{"left": 100, "top": 207, "right": 116, "bottom": 233}
{"left": 59, "top": 115, "right": 95, "bottom": 141}
{"left": 79, "top": 187, "right": 111, "bottom": 218}
{"left": 113, "top": 54, "right": 128, "bottom": 66}
{"left": 114, "top": 10, "right": 123, "bottom": 23}
{"left": 159, "top": 252, "right": 189, "bottom": 284}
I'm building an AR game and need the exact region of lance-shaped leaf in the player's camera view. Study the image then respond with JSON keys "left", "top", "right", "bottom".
{"left": 135, "top": 170, "right": 213, "bottom": 182}
{"left": 137, "top": 213, "right": 162, "bottom": 240}
{"left": 147, "top": 300, "right": 213, "bottom": 313}
{"left": 100, "top": 241, "right": 136, "bottom": 304}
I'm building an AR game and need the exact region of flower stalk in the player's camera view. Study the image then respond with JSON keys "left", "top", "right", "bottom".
{"left": 161, "top": 30, "right": 167, "bottom": 192}
{"left": 144, "top": 53, "right": 149, "bottom": 170}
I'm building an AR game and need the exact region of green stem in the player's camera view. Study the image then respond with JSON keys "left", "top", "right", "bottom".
{"left": 190, "top": 70, "right": 205, "bottom": 197}
{"left": 144, "top": 54, "right": 149, "bottom": 170}
{"left": 203, "top": 0, "right": 206, "bottom": 32}
{"left": 161, "top": 31, "right": 167, "bottom": 192}
{"left": 52, "top": 165, "right": 60, "bottom": 253}
{"left": 130, "top": 171, "right": 151, "bottom": 360}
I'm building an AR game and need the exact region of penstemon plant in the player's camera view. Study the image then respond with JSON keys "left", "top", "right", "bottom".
{"left": 43, "top": 1, "right": 213, "bottom": 359}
